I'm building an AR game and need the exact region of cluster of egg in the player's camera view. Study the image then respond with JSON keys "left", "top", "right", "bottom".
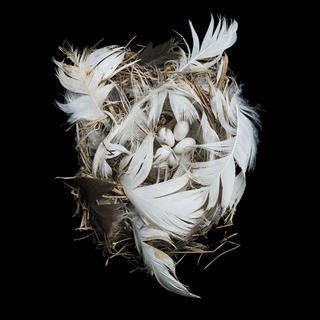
{"left": 153, "top": 121, "right": 196, "bottom": 169}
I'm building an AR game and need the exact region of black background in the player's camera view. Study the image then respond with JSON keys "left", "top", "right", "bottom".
{"left": 14, "top": 1, "right": 307, "bottom": 317}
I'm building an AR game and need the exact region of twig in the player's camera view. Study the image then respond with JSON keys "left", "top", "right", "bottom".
{"left": 204, "top": 243, "right": 240, "bottom": 270}
{"left": 102, "top": 195, "right": 127, "bottom": 199}
{"left": 73, "top": 233, "right": 95, "bottom": 241}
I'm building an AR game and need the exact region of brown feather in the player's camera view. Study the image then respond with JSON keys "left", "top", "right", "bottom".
{"left": 89, "top": 202, "right": 125, "bottom": 236}
{"left": 75, "top": 176, "right": 116, "bottom": 203}
{"left": 75, "top": 176, "right": 125, "bottom": 236}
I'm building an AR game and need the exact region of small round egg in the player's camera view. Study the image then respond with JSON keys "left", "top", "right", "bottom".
{"left": 168, "top": 153, "right": 181, "bottom": 167}
{"left": 173, "top": 121, "right": 190, "bottom": 141}
{"left": 158, "top": 127, "right": 175, "bottom": 147}
{"left": 173, "top": 137, "right": 196, "bottom": 154}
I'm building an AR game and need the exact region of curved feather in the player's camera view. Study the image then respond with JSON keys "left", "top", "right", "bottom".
{"left": 179, "top": 15, "right": 238, "bottom": 71}
{"left": 123, "top": 171, "right": 208, "bottom": 239}
{"left": 131, "top": 215, "right": 200, "bottom": 298}
{"left": 168, "top": 90, "right": 199, "bottom": 123}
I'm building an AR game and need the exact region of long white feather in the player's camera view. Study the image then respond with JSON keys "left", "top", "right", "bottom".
{"left": 179, "top": 15, "right": 238, "bottom": 71}
{"left": 200, "top": 112, "right": 220, "bottom": 160}
{"left": 120, "top": 133, "right": 154, "bottom": 188}
{"left": 131, "top": 214, "right": 200, "bottom": 298}
{"left": 122, "top": 164, "right": 208, "bottom": 238}
{"left": 168, "top": 90, "right": 199, "bottom": 123}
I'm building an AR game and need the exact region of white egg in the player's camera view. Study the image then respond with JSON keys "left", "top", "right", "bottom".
{"left": 173, "top": 121, "right": 190, "bottom": 141}
{"left": 158, "top": 127, "right": 175, "bottom": 147}
{"left": 173, "top": 137, "right": 196, "bottom": 154}
{"left": 168, "top": 153, "right": 181, "bottom": 167}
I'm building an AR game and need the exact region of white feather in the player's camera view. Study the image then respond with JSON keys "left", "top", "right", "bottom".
{"left": 147, "top": 90, "right": 167, "bottom": 128}
{"left": 200, "top": 112, "right": 220, "bottom": 160}
{"left": 211, "top": 87, "right": 235, "bottom": 135}
{"left": 56, "top": 84, "right": 114, "bottom": 123}
{"left": 168, "top": 90, "right": 199, "bottom": 124}
{"left": 123, "top": 170, "right": 208, "bottom": 239}
{"left": 93, "top": 143, "right": 130, "bottom": 178}
{"left": 131, "top": 215, "right": 200, "bottom": 298}
{"left": 171, "top": 152, "right": 192, "bottom": 179}
{"left": 117, "top": 108, "right": 149, "bottom": 146}
{"left": 216, "top": 58, "right": 225, "bottom": 84}
{"left": 55, "top": 46, "right": 136, "bottom": 123}
{"left": 229, "top": 172, "right": 246, "bottom": 208}
{"left": 179, "top": 15, "right": 238, "bottom": 71}
{"left": 120, "top": 133, "right": 154, "bottom": 189}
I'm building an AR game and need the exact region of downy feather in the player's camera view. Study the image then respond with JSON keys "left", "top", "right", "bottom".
{"left": 55, "top": 46, "right": 136, "bottom": 123}
{"left": 56, "top": 85, "right": 114, "bottom": 123}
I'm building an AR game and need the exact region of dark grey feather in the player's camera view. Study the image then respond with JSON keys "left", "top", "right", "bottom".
{"left": 75, "top": 176, "right": 125, "bottom": 236}
{"left": 138, "top": 38, "right": 179, "bottom": 67}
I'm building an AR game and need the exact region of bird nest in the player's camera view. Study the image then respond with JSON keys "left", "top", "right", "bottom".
{"left": 54, "top": 15, "right": 259, "bottom": 298}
